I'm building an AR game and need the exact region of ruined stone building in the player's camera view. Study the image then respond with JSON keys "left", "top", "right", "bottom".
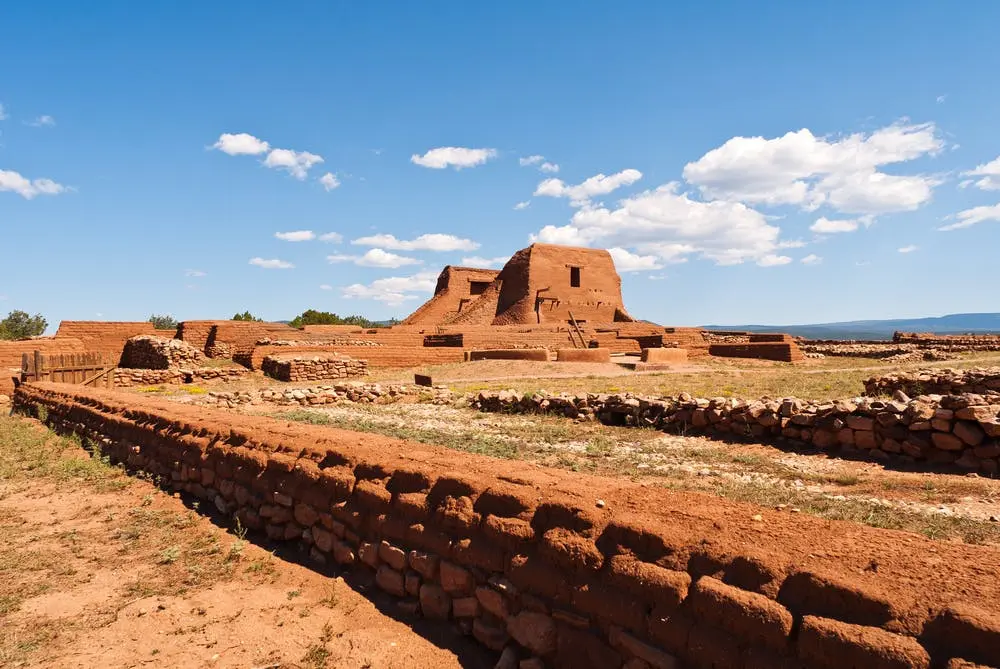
{"left": 403, "top": 243, "right": 634, "bottom": 327}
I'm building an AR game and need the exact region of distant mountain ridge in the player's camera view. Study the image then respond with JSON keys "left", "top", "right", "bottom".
{"left": 702, "top": 312, "right": 1000, "bottom": 341}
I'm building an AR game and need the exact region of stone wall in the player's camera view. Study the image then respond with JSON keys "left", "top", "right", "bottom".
{"left": 895, "top": 332, "right": 1000, "bottom": 350}
{"left": 120, "top": 335, "right": 206, "bottom": 370}
{"left": 13, "top": 383, "right": 1000, "bottom": 669}
{"left": 113, "top": 367, "right": 248, "bottom": 387}
{"left": 470, "top": 390, "right": 1000, "bottom": 474}
{"left": 261, "top": 354, "right": 368, "bottom": 382}
{"left": 242, "top": 345, "right": 466, "bottom": 371}
{"left": 864, "top": 368, "right": 1000, "bottom": 398}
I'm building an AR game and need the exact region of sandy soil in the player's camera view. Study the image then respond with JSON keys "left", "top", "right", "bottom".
{"left": 0, "top": 458, "right": 492, "bottom": 669}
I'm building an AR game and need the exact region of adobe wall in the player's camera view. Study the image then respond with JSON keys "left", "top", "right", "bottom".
{"left": 53, "top": 321, "right": 159, "bottom": 361}
{"left": 13, "top": 383, "right": 1000, "bottom": 669}
{"left": 176, "top": 320, "right": 302, "bottom": 358}
{"left": 0, "top": 337, "right": 86, "bottom": 394}
{"left": 708, "top": 343, "right": 805, "bottom": 363}
{"left": 493, "top": 244, "right": 633, "bottom": 326}
{"left": 402, "top": 267, "right": 501, "bottom": 327}
{"left": 555, "top": 348, "right": 611, "bottom": 363}
{"left": 465, "top": 349, "right": 550, "bottom": 362}
{"left": 300, "top": 325, "right": 367, "bottom": 335}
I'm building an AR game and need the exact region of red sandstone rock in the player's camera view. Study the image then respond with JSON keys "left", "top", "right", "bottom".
{"left": 418, "top": 583, "right": 451, "bottom": 620}
{"left": 507, "top": 611, "right": 557, "bottom": 656}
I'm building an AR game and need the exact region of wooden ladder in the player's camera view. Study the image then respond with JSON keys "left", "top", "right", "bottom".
{"left": 568, "top": 311, "right": 587, "bottom": 349}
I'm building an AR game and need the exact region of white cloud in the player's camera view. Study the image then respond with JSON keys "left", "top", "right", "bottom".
{"left": 757, "top": 254, "right": 792, "bottom": 267}
{"left": 514, "top": 201, "right": 530, "bottom": 210}
{"left": 534, "top": 169, "right": 643, "bottom": 206}
{"left": 319, "top": 232, "right": 343, "bottom": 243}
{"left": 682, "top": 122, "right": 943, "bottom": 215}
{"left": 531, "top": 182, "right": 785, "bottom": 266}
{"left": 319, "top": 284, "right": 333, "bottom": 291}
{"left": 319, "top": 172, "right": 341, "bottom": 191}
{"left": 0, "top": 103, "right": 7, "bottom": 120}
{"left": 647, "top": 274, "right": 668, "bottom": 281}
{"left": 518, "top": 155, "right": 559, "bottom": 173}
{"left": 351, "top": 233, "right": 479, "bottom": 252}
{"left": 275, "top": 230, "right": 316, "bottom": 242}
{"left": 520, "top": 155, "right": 544, "bottom": 167}
{"left": 0, "top": 169, "right": 67, "bottom": 199}
{"left": 936, "top": 95, "right": 947, "bottom": 104}
{"left": 27, "top": 115, "right": 55, "bottom": 127}
{"left": 342, "top": 270, "right": 439, "bottom": 306}
{"left": 328, "top": 248, "right": 422, "bottom": 268}
{"left": 540, "top": 162, "right": 560, "bottom": 174}
{"left": 212, "top": 132, "right": 270, "bottom": 155}
{"left": 249, "top": 257, "right": 294, "bottom": 269}
{"left": 264, "top": 148, "right": 324, "bottom": 180}
{"left": 184, "top": 269, "right": 207, "bottom": 277}
{"left": 810, "top": 217, "right": 859, "bottom": 234}
{"left": 898, "top": 245, "right": 918, "bottom": 253}
{"left": 411, "top": 147, "right": 497, "bottom": 169}
{"left": 939, "top": 203, "right": 1000, "bottom": 231}
{"left": 962, "top": 156, "right": 1000, "bottom": 191}
{"left": 461, "top": 255, "right": 510, "bottom": 268}
{"left": 607, "top": 247, "right": 663, "bottom": 272}
{"left": 800, "top": 254, "right": 822, "bottom": 265}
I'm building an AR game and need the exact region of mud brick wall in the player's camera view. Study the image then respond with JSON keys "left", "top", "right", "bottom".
{"left": 0, "top": 337, "right": 86, "bottom": 394}
{"left": 555, "top": 348, "right": 611, "bottom": 363}
{"left": 708, "top": 342, "right": 805, "bottom": 363}
{"left": 120, "top": 336, "right": 206, "bottom": 370}
{"left": 53, "top": 321, "right": 158, "bottom": 362}
{"left": 261, "top": 355, "right": 368, "bottom": 382}
{"left": 471, "top": 391, "right": 1000, "bottom": 475}
{"left": 466, "top": 349, "right": 550, "bottom": 362}
{"left": 865, "top": 368, "right": 1000, "bottom": 397}
{"left": 113, "top": 367, "right": 248, "bottom": 387}
{"left": 13, "top": 383, "right": 1000, "bottom": 669}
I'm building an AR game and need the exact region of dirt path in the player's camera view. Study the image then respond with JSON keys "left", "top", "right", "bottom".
{"left": 0, "top": 419, "right": 491, "bottom": 669}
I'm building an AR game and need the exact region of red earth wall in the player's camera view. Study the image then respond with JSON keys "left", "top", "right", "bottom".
{"left": 53, "top": 321, "right": 159, "bottom": 361}
{"left": 0, "top": 338, "right": 86, "bottom": 394}
{"left": 14, "top": 383, "right": 1000, "bottom": 669}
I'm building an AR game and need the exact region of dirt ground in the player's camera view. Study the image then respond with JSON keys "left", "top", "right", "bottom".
{"left": 0, "top": 418, "right": 492, "bottom": 669}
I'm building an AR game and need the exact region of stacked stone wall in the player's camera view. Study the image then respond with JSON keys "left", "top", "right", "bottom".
{"left": 864, "top": 368, "right": 1000, "bottom": 398}
{"left": 243, "top": 345, "right": 465, "bottom": 371}
{"left": 261, "top": 355, "right": 368, "bottom": 382}
{"left": 120, "top": 335, "right": 206, "bottom": 369}
{"left": 471, "top": 390, "right": 1000, "bottom": 474}
{"left": 12, "top": 383, "right": 1000, "bottom": 669}
{"left": 113, "top": 367, "right": 248, "bottom": 387}
{"left": 894, "top": 332, "right": 1000, "bottom": 350}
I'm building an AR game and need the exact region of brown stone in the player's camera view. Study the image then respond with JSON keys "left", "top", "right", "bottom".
{"left": 473, "top": 618, "right": 509, "bottom": 651}
{"left": 440, "top": 561, "right": 474, "bottom": 595}
{"left": 378, "top": 540, "right": 408, "bottom": 570}
{"left": 311, "top": 526, "right": 334, "bottom": 553}
{"left": 418, "top": 583, "right": 451, "bottom": 619}
{"left": 358, "top": 541, "right": 380, "bottom": 568}
{"left": 375, "top": 565, "right": 406, "bottom": 597}
{"left": 408, "top": 550, "right": 440, "bottom": 579}
{"left": 609, "top": 626, "right": 678, "bottom": 669}
{"left": 293, "top": 503, "right": 320, "bottom": 527}
{"left": 954, "top": 421, "right": 986, "bottom": 446}
{"left": 507, "top": 611, "right": 557, "bottom": 656}
{"left": 332, "top": 540, "right": 355, "bottom": 565}
{"left": 453, "top": 596, "right": 480, "bottom": 618}
{"left": 476, "top": 585, "right": 511, "bottom": 619}
{"left": 932, "top": 432, "right": 966, "bottom": 451}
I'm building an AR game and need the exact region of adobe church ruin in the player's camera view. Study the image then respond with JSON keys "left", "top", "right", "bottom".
{"left": 404, "top": 243, "right": 635, "bottom": 327}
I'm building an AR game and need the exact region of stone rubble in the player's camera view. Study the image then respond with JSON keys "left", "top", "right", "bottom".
{"left": 864, "top": 367, "right": 1000, "bottom": 397}
{"left": 470, "top": 389, "right": 1000, "bottom": 474}
{"left": 120, "top": 335, "right": 206, "bottom": 369}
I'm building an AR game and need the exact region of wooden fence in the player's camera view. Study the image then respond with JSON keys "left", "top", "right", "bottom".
{"left": 20, "top": 351, "right": 115, "bottom": 388}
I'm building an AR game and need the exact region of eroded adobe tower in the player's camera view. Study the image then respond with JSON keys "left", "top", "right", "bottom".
{"left": 403, "top": 243, "right": 634, "bottom": 327}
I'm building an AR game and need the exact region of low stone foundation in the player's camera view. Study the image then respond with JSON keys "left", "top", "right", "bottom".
{"left": 13, "top": 383, "right": 1000, "bottom": 669}
{"left": 471, "top": 390, "right": 1000, "bottom": 474}
{"left": 261, "top": 354, "right": 368, "bottom": 382}
{"left": 865, "top": 368, "right": 1000, "bottom": 398}
{"left": 113, "top": 366, "right": 248, "bottom": 387}
{"left": 197, "top": 382, "right": 454, "bottom": 408}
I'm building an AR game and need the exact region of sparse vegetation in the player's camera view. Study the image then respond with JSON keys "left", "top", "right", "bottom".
{"left": 148, "top": 314, "right": 178, "bottom": 330}
{"left": 288, "top": 309, "right": 396, "bottom": 330}
{"left": 0, "top": 310, "right": 47, "bottom": 340}
{"left": 232, "top": 311, "right": 262, "bottom": 321}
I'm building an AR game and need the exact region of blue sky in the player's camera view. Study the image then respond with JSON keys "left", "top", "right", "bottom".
{"left": 2, "top": 1, "right": 999, "bottom": 328}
